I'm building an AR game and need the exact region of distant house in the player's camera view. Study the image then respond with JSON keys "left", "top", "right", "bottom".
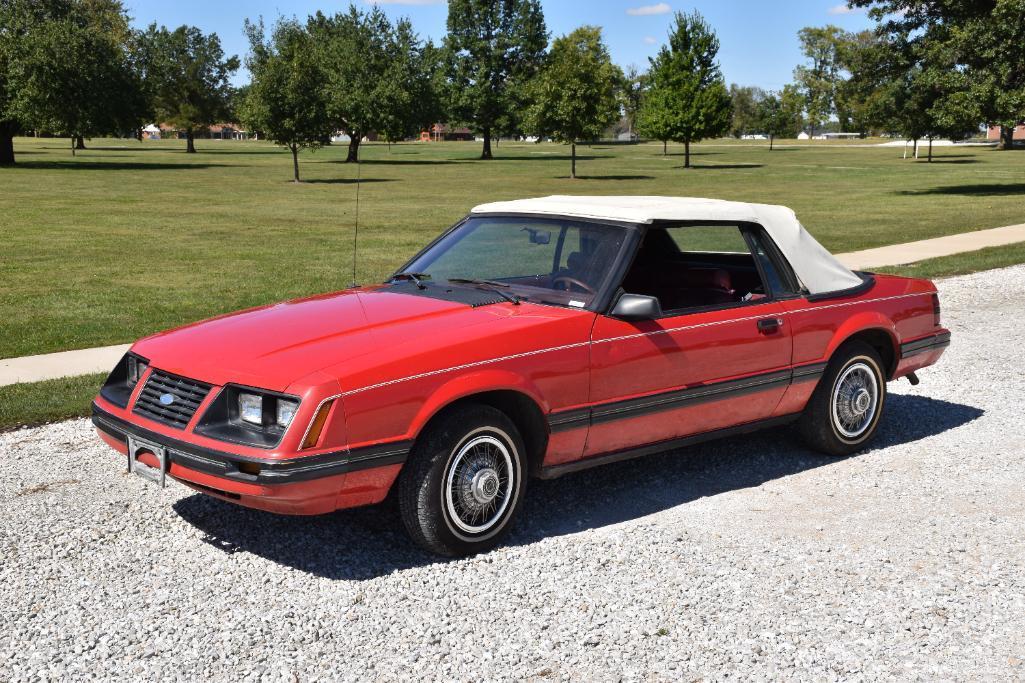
{"left": 797, "top": 132, "right": 811, "bottom": 140}
{"left": 987, "top": 124, "right": 1025, "bottom": 141}
{"left": 206, "top": 123, "right": 249, "bottom": 140}
{"left": 141, "top": 124, "right": 162, "bottom": 140}
{"left": 428, "top": 123, "right": 474, "bottom": 141}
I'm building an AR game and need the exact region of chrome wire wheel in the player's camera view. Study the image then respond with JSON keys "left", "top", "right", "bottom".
{"left": 444, "top": 433, "right": 515, "bottom": 538}
{"left": 831, "top": 360, "right": 879, "bottom": 440}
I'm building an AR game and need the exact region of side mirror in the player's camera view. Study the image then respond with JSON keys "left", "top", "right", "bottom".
{"left": 522, "top": 227, "right": 552, "bottom": 245}
{"left": 610, "top": 293, "right": 663, "bottom": 321}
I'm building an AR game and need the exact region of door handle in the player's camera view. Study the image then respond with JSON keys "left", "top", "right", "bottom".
{"left": 757, "top": 317, "right": 783, "bottom": 333}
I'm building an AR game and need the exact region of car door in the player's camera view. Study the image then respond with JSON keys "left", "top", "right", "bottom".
{"left": 584, "top": 223, "right": 794, "bottom": 457}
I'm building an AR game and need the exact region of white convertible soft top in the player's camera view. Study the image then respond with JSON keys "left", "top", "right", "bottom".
{"left": 470, "top": 195, "right": 864, "bottom": 295}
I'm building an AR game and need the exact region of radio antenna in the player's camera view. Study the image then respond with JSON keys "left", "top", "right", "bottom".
{"left": 350, "top": 138, "right": 362, "bottom": 288}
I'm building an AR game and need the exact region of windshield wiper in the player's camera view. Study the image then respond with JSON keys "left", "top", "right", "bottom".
{"left": 448, "top": 278, "right": 521, "bottom": 305}
{"left": 391, "top": 271, "right": 430, "bottom": 290}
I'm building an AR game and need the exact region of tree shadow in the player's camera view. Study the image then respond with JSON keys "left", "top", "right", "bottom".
{"left": 898, "top": 183, "right": 1025, "bottom": 197}
{"left": 919, "top": 159, "right": 979, "bottom": 164}
{"left": 683, "top": 163, "right": 764, "bottom": 170}
{"left": 13, "top": 160, "right": 236, "bottom": 171}
{"left": 173, "top": 393, "right": 981, "bottom": 581}
{"left": 302, "top": 177, "right": 395, "bottom": 185}
{"left": 350, "top": 158, "right": 464, "bottom": 166}
{"left": 491, "top": 154, "right": 609, "bottom": 162}
{"left": 562, "top": 174, "right": 655, "bottom": 181}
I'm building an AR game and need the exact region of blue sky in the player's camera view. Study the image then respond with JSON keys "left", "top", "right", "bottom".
{"left": 123, "top": 0, "right": 875, "bottom": 91}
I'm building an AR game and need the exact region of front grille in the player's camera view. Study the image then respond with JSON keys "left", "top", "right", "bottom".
{"left": 133, "top": 370, "right": 212, "bottom": 429}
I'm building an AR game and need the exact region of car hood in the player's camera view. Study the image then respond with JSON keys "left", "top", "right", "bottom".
{"left": 131, "top": 286, "right": 539, "bottom": 392}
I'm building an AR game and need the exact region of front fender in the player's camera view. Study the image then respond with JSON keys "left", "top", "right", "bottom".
{"left": 407, "top": 369, "right": 550, "bottom": 440}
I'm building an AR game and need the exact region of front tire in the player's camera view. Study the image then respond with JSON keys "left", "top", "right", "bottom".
{"left": 798, "top": 341, "right": 886, "bottom": 456}
{"left": 397, "top": 405, "right": 527, "bottom": 556}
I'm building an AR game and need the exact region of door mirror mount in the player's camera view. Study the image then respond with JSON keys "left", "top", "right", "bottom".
{"left": 610, "top": 293, "right": 663, "bottom": 321}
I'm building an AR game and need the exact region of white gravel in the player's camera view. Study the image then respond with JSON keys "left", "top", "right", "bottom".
{"left": 2, "top": 265, "right": 1024, "bottom": 681}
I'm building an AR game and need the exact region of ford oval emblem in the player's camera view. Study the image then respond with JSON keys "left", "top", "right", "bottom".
{"left": 159, "top": 393, "right": 175, "bottom": 406}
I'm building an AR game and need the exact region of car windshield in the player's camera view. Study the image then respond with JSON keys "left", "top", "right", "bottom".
{"left": 400, "top": 216, "right": 630, "bottom": 308}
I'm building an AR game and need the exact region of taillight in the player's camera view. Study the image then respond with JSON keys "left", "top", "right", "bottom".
{"left": 932, "top": 293, "right": 941, "bottom": 327}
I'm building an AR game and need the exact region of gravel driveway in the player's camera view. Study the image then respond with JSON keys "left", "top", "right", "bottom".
{"left": 2, "top": 266, "right": 1023, "bottom": 681}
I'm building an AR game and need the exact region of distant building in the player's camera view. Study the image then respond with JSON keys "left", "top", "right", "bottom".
{"left": 797, "top": 132, "right": 811, "bottom": 140}
{"left": 987, "top": 124, "right": 1025, "bottom": 141}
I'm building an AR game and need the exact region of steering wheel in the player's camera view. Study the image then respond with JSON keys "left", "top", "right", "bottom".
{"left": 552, "top": 275, "right": 596, "bottom": 295}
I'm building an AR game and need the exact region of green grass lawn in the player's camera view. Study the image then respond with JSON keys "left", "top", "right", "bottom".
{"left": 1, "top": 136, "right": 1023, "bottom": 359}
{"left": 0, "top": 373, "right": 105, "bottom": 431}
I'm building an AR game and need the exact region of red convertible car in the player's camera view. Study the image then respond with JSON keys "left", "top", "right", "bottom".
{"left": 93, "top": 196, "right": 949, "bottom": 555}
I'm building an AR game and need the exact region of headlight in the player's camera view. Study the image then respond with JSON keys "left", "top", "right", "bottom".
{"left": 238, "top": 393, "right": 263, "bottom": 425}
{"left": 276, "top": 399, "right": 299, "bottom": 427}
{"left": 127, "top": 356, "right": 149, "bottom": 387}
{"left": 196, "top": 386, "right": 301, "bottom": 449}
{"left": 100, "top": 352, "right": 150, "bottom": 408}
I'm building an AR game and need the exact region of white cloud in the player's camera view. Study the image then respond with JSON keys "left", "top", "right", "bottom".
{"left": 827, "top": 4, "right": 862, "bottom": 15}
{"left": 627, "top": 3, "right": 672, "bottom": 16}
{"left": 643, "top": 36, "right": 658, "bottom": 45}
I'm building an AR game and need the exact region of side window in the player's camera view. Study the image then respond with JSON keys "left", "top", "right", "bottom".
{"left": 748, "top": 229, "right": 801, "bottom": 297}
{"left": 665, "top": 225, "right": 750, "bottom": 253}
{"left": 621, "top": 223, "right": 769, "bottom": 314}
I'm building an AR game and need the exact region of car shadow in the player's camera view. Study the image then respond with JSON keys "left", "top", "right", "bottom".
{"left": 172, "top": 393, "right": 982, "bottom": 581}
{"left": 898, "top": 183, "right": 1025, "bottom": 196}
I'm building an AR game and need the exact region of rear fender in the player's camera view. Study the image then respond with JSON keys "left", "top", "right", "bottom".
{"left": 824, "top": 312, "right": 898, "bottom": 366}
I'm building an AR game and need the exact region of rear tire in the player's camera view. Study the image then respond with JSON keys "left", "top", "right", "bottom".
{"left": 798, "top": 341, "right": 886, "bottom": 456}
{"left": 397, "top": 404, "right": 527, "bottom": 556}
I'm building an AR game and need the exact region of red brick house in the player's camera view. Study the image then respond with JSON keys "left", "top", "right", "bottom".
{"left": 987, "top": 124, "right": 1025, "bottom": 141}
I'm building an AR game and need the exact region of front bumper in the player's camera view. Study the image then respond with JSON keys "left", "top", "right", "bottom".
{"left": 92, "top": 402, "right": 410, "bottom": 514}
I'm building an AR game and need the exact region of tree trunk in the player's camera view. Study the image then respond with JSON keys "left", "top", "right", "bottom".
{"left": 291, "top": 145, "right": 300, "bottom": 182}
{"left": 481, "top": 127, "right": 493, "bottom": 160}
{"left": 570, "top": 142, "right": 576, "bottom": 179}
{"left": 684, "top": 140, "right": 691, "bottom": 168}
{"left": 0, "top": 124, "right": 14, "bottom": 165}
{"left": 346, "top": 132, "right": 360, "bottom": 163}
{"left": 998, "top": 125, "right": 1016, "bottom": 150}
{"left": 75, "top": 135, "right": 86, "bottom": 150}
{"left": 928, "top": 137, "right": 933, "bottom": 162}
{"left": 662, "top": 140, "right": 667, "bottom": 156}
{"left": 912, "top": 138, "right": 918, "bottom": 159}
{"left": 769, "top": 134, "right": 774, "bottom": 151}
{"left": 70, "top": 136, "right": 76, "bottom": 157}
{"left": 186, "top": 129, "right": 196, "bottom": 153}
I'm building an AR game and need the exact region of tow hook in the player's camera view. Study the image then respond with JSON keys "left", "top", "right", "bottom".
{"left": 906, "top": 372, "right": 920, "bottom": 386}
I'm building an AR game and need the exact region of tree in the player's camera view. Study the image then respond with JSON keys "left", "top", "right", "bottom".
{"left": 728, "top": 84, "right": 765, "bottom": 138}
{"left": 852, "top": 0, "right": 1025, "bottom": 150}
{"left": 310, "top": 7, "right": 435, "bottom": 162}
{"left": 525, "top": 26, "right": 621, "bottom": 178}
{"left": 444, "top": 0, "right": 547, "bottom": 159}
{"left": 0, "top": 0, "right": 144, "bottom": 163}
{"left": 794, "top": 25, "right": 846, "bottom": 136}
{"left": 621, "top": 64, "right": 646, "bottom": 136}
{"left": 14, "top": 7, "right": 145, "bottom": 155}
{"left": 754, "top": 89, "right": 804, "bottom": 150}
{"left": 136, "top": 24, "right": 239, "bottom": 153}
{"left": 242, "top": 19, "right": 333, "bottom": 182}
{"left": 636, "top": 11, "right": 732, "bottom": 168}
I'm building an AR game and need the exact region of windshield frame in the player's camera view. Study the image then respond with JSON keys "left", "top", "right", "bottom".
{"left": 392, "top": 213, "right": 642, "bottom": 312}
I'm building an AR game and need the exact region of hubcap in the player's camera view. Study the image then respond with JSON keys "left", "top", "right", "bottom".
{"left": 831, "top": 361, "right": 879, "bottom": 440}
{"left": 445, "top": 434, "right": 515, "bottom": 537}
